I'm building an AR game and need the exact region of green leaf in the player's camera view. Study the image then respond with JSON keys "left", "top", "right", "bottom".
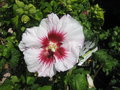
{"left": 0, "top": 58, "right": 6, "bottom": 73}
{"left": 11, "top": 76, "right": 19, "bottom": 84}
{"left": 27, "top": 4, "right": 36, "bottom": 14}
{"left": 37, "top": 86, "right": 52, "bottom": 90}
{"left": 21, "top": 15, "right": 30, "bottom": 23}
{"left": 12, "top": 15, "right": 19, "bottom": 28}
{"left": 20, "top": 75, "right": 25, "bottom": 84}
{"left": 70, "top": 73, "right": 88, "bottom": 90}
{"left": 29, "top": 8, "right": 36, "bottom": 14}
{"left": 9, "top": 48, "right": 20, "bottom": 68}
{"left": 99, "top": 31, "right": 109, "bottom": 40}
{"left": 0, "top": 79, "right": 13, "bottom": 89}
{"left": 93, "top": 50, "right": 118, "bottom": 74}
{"left": 16, "top": 8, "right": 24, "bottom": 15}
{"left": 83, "top": 27, "right": 94, "bottom": 40}
{"left": 27, "top": 4, "right": 35, "bottom": 9}
{"left": 0, "top": 84, "right": 13, "bottom": 90}
{"left": 15, "top": 0, "right": 25, "bottom": 8}
{"left": 34, "top": 11, "right": 43, "bottom": 21}
{"left": 21, "top": 26, "right": 26, "bottom": 32}
{"left": 3, "top": 47, "right": 11, "bottom": 58}
{"left": 2, "top": 4, "right": 9, "bottom": 9}
{"left": 31, "top": 84, "right": 40, "bottom": 90}
{"left": 66, "top": 69, "right": 89, "bottom": 90}
{"left": 13, "top": 4, "right": 19, "bottom": 12}
{"left": 27, "top": 76, "right": 35, "bottom": 85}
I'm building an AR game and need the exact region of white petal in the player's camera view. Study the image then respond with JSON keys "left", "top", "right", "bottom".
{"left": 19, "top": 41, "right": 26, "bottom": 51}
{"left": 48, "top": 13, "right": 59, "bottom": 28}
{"left": 54, "top": 51, "right": 77, "bottom": 72}
{"left": 19, "top": 26, "right": 47, "bottom": 51}
{"left": 23, "top": 48, "right": 41, "bottom": 72}
{"left": 40, "top": 13, "right": 59, "bottom": 32}
{"left": 37, "top": 63, "right": 56, "bottom": 77}
{"left": 87, "top": 74, "right": 95, "bottom": 88}
{"left": 79, "top": 41, "right": 96, "bottom": 56}
{"left": 62, "top": 41, "right": 81, "bottom": 59}
{"left": 23, "top": 48, "right": 56, "bottom": 77}
{"left": 78, "top": 47, "right": 98, "bottom": 66}
{"left": 58, "top": 14, "right": 85, "bottom": 48}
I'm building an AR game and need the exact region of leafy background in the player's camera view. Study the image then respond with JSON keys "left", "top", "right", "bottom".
{"left": 0, "top": 0, "right": 120, "bottom": 90}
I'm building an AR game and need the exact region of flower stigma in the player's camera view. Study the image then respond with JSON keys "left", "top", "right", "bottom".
{"left": 46, "top": 41, "right": 58, "bottom": 52}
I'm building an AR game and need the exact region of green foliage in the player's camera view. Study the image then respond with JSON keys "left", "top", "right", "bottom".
{"left": 70, "top": 72, "right": 88, "bottom": 90}
{"left": 21, "top": 15, "right": 30, "bottom": 23}
{"left": 11, "top": 76, "right": 19, "bottom": 84}
{"left": 99, "top": 30, "right": 110, "bottom": 40}
{"left": 65, "top": 68, "right": 89, "bottom": 90}
{"left": 9, "top": 48, "right": 21, "bottom": 68}
{"left": 90, "top": 4, "right": 104, "bottom": 29}
{"left": 0, "top": 84, "right": 13, "bottom": 90}
{"left": 37, "top": 86, "right": 52, "bottom": 90}
{"left": 27, "top": 76, "right": 35, "bottom": 85}
{"left": 0, "top": 58, "right": 6, "bottom": 72}
{"left": 0, "top": 0, "right": 120, "bottom": 89}
{"left": 12, "top": 15, "right": 19, "bottom": 28}
{"left": 15, "top": 0, "right": 25, "bottom": 8}
{"left": 71, "top": 74, "right": 86, "bottom": 89}
{"left": 109, "top": 27, "right": 120, "bottom": 52}
{"left": 93, "top": 50, "right": 118, "bottom": 74}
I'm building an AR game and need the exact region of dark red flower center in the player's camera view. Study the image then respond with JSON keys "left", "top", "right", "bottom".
{"left": 39, "top": 29, "right": 67, "bottom": 64}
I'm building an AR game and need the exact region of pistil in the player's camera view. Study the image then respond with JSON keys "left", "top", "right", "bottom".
{"left": 46, "top": 41, "right": 58, "bottom": 52}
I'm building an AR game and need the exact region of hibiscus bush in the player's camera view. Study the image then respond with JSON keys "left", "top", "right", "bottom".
{"left": 0, "top": 0, "right": 120, "bottom": 90}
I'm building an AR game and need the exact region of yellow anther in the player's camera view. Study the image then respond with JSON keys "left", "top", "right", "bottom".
{"left": 46, "top": 42, "right": 57, "bottom": 52}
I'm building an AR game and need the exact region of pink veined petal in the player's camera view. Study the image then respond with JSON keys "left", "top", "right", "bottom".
{"left": 19, "top": 26, "right": 47, "bottom": 51}
{"left": 57, "top": 14, "right": 85, "bottom": 48}
{"left": 40, "top": 13, "right": 59, "bottom": 32}
{"left": 38, "top": 47, "right": 67, "bottom": 65}
{"left": 54, "top": 50, "right": 77, "bottom": 72}
{"left": 40, "top": 29, "right": 66, "bottom": 48}
{"left": 38, "top": 48, "right": 56, "bottom": 77}
{"left": 38, "top": 49, "right": 55, "bottom": 65}
{"left": 48, "top": 29, "right": 66, "bottom": 42}
{"left": 54, "top": 41, "right": 80, "bottom": 72}
{"left": 23, "top": 48, "right": 56, "bottom": 77}
{"left": 54, "top": 47, "right": 67, "bottom": 60}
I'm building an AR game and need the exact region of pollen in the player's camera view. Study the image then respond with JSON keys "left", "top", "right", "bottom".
{"left": 46, "top": 41, "right": 58, "bottom": 52}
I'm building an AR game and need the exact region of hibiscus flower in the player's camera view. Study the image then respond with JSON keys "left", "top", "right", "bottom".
{"left": 19, "top": 13, "right": 85, "bottom": 77}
